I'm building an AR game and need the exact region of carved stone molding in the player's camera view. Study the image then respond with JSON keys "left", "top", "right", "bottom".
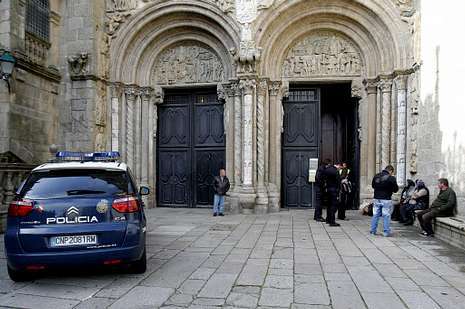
{"left": 269, "top": 80, "right": 282, "bottom": 96}
{"left": 282, "top": 32, "right": 362, "bottom": 78}
{"left": 124, "top": 84, "right": 139, "bottom": 98}
{"left": 213, "top": 0, "right": 235, "bottom": 13}
{"left": 395, "top": 74, "right": 409, "bottom": 91}
{"left": 106, "top": 0, "right": 137, "bottom": 13}
{"left": 152, "top": 43, "right": 224, "bottom": 85}
{"left": 217, "top": 83, "right": 226, "bottom": 101}
{"left": 105, "top": 12, "right": 132, "bottom": 36}
{"left": 223, "top": 81, "right": 239, "bottom": 97}
{"left": 231, "top": 40, "right": 261, "bottom": 75}
{"left": 109, "top": 82, "right": 124, "bottom": 98}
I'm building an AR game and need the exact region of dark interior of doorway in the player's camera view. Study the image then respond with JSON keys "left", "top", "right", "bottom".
{"left": 282, "top": 83, "right": 360, "bottom": 209}
{"left": 320, "top": 83, "right": 360, "bottom": 210}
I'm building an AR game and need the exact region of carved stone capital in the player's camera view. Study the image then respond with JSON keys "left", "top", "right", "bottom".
{"left": 281, "top": 80, "right": 290, "bottom": 98}
{"left": 351, "top": 82, "right": 363, "bottom": 99}
{"left": 223, "top": 81, "right": 239, "bottom": 97}
{"left": 239, "top": 78, "right": 256, "bottom": 95}
{"left": 363, "top": 79, "right": 378, "bottom": 95}
{"left": 153, "top": 86, "right": 164, "bottom": 104}
{"left": 140, "top": 87, "right": 154, "bottom": 101}
{"left": 378, "top": 79, "right": 393, "bottom": 93}
{"left": 124, "top": 84, "right": 139, "bottom": 100}
{"left": 269, "top": 81, "right": 282, "bottom": 96}
{"left": 217, "top": 83, "right": 226, "bottom": 101}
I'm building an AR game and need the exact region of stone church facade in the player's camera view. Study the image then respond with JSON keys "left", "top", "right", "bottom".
{"left": 1, "top": 0, "right": 436, "bottom": 213}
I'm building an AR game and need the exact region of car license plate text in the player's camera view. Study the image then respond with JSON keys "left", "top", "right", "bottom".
{"left": 50, "top": 235, "right": 97, "bottom": 247}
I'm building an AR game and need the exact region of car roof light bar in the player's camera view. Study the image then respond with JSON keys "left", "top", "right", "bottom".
{"left": 55, "top": 151, "right": 121, "bottom": 162}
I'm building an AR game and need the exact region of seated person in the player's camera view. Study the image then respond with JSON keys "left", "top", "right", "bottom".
{"left": 393, "top": 179, "right": 415, "bottom": 221}
{"left": 416, "top": 178, "right": 457, "bottom": 237}
{"left": 400, "top": 179, "right": 429, "bottom": 225}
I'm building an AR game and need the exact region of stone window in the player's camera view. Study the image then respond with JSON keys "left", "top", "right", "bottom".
{"left": 25, "top": 0, "right": 50, "bottom": 43}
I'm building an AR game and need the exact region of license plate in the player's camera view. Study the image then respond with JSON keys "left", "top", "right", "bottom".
{"left": 50, "top": 235, "right": 97, "bottom": 247}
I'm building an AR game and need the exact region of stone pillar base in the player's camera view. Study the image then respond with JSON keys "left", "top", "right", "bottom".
{"left": 226, "top": 190, "right": 241, "bottom": 215}
{"left": 255, "top": 187, "right": 269, "bottom": 214}
{"left": 239, "top": 186, "right": 256, "bottom": 214}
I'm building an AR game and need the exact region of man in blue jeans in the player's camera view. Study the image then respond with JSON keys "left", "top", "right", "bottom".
{"left": 213, "top": 168, "right": 230, "bottom": 216}
{"left": 370, "top": 165, "right": 399, "bottom": 236}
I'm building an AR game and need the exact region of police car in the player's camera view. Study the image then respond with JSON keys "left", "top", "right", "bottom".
{"left": 4, "top": 151, "right": 148, "bottom": 281}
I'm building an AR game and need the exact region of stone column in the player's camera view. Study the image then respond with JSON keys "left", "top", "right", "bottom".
{"left": 109, "top": 82, "right": 123, "bottom": 152}
{"left": 124, "top": 85, "right": 137, "bottom": 172}
{"left": 351, "top": 81, "right": 364, "bottom": 186}
{"left": 364, "top": 80, "right": 378, "bottom": 185}
{"left": 140, "top": 87, "right": 152, "bottom": 190}
{"left": 395, "top": 75, "right": 409, "bottom": 187}
{"left": 267, "top": 80, "right": 289, "bottom": 213}
{"left": 255, "top": 79, "right": 269, "bottom": 214}
{"left": 223, "top": 81, "right": 241, "bottom": 214}
{"left": 379, "top": 79, "right": 393, "bottom": 170}
{"left": 149, "top": 87, "right": 164, "bottom": 208}
{"left": 135, "top": 90, "right": 142, "bottom": 183}
{"left": 238, "top": 78, "right": 256, "bottom": 213}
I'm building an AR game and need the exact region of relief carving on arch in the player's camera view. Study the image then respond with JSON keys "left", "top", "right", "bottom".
{"left": 152, "top": 43, "right": 225, "bottom": 85}
{"left": 282, "top": 32, "right": 362, "bottom": 78}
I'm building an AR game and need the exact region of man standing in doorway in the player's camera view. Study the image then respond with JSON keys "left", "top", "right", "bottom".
{"left": 370, "top": 165, "right": 399, "bottom": 236}
{"left": 321, "top": 159, "right": 341, "bottom": 227}
{"left": 416, "top": 178, "right": 457, "bottom": 237}
{"left": 213, "top": 168, "right": 230, "bottom": 216}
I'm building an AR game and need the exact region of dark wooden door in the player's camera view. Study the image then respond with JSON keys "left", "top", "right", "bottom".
{"left": 157, "top": 89, "right": 225, "bottom": 207}
{"left": 282, "top": 89, "right": 320, "bottom": 208}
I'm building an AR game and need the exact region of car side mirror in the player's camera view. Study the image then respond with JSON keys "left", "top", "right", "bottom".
{"left": 139, "top": 186, "right": 150, "bottom": 196}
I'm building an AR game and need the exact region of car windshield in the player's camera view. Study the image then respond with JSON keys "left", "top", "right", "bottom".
{"left": 21, "top": 169, "right": 134, "bottom": 199}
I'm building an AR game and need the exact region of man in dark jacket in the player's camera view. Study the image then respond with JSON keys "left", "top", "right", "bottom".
{"left": 370, "top": 165, "right": 399, "bottom": 236}
{"left": 320, "top": 159, "right": 341, "bottom": 227}
{"left": 212, "top": 168, "right": 230, "bottom": 216}
{"left": 314, "top": 162, "right": 327, "bottom": 222}
{"left": 416, "top": 178, "right": 457, "bottom": 237}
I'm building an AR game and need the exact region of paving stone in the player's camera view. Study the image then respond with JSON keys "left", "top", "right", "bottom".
{"left": 384, "top": 276, "right": 422, "bottom": 292}
{"left": 295, "top": 263, "right": 323, "bottom": 275}
{"left": 178, "top": 280, "right": 206, "bottom": 295}
{"left": 16, "top": 282, "right": 100, "bottom": 301}
{"left": 326, "top": 280, "right": 366, "bottom": 309}
{"left": 198, "top": 273, "right": 237, "bottom": 298}
{"left": 191, "top": 297, "right": 225, "bottom": 306}
{"left": 236, "top": 259, "right": 269, "bottom": 286}
{"left": 421, "top": 286, "right": 465, "bottom": 308}
{"left": 294, "top": 282, "right": 330, "bottom": 305}
{"left": 269, "top": 259, "right": 293, "bottom": 269}
{"left": 108, "top": 286, "right": 174, "bottom": 308}
{"left": 361, "top": 292, "right": 407, "bottom": 309}
{"left": 165, "top": 293, "right": 194, "bottom": 306}
{"left": 396, "top": 290, "right": 441, "bottom": 309}
{"left": 231, "top": 286, "right": 261, "bottom": 295}
{"left": 73, "top": 297, "right": 115, "bottom": 309}
{"left": 291, "top": 304, "right": 332, "bottom": 309}
{"left": 190, "top": 267, "right": 216, "bottom": 280}
{"left": 226, "top": 292, "right": 259, "bottom": 308}
{"left": 141, "top": 253, "right": 207, "bottom": 288}
{"left": 0, "top": 293, "right": 80, "bottom": 309}
{"left": 264, "top": 275, "right": 293, "bottom": 289}
{"left": 95, "top": 276, "right": 142, "bottom": 298}
{"left": 259, "top": 288, "right": 293, "bottom": 307}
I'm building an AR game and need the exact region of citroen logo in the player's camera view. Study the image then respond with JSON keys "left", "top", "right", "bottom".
{"left": 66, "top": 206, "right": 79, "bottom": 220}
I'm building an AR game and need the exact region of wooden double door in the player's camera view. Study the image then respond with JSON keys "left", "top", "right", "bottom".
{"left": 157, "top": 89, "right": 225, "bottom": 207}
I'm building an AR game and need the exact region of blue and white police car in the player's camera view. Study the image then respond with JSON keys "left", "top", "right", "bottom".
{"left": 4, "top": 151, "right": 148, "bottom": 281}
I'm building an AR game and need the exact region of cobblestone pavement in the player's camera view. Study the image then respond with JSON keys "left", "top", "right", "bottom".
{"left": 1, "top": 208, "right": 465, "bottom": 309}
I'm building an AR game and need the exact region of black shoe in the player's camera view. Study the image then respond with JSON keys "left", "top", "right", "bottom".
{"left": 329, "top": 223, "right": 341, "bottom": 227}
{"left": 213, "top": 213, "right": 218, "bottom": 217}
{"left": 219, "top": 213, "right": 224, "bottom": 216}
{"left": 398, "top": 220, "right": 405, "bottom": 224}
{"left": 314, "top": 218, "right": 325, "bottom": 222}
{"left": 403, "top": 221, "right": 413, "bottom": 226}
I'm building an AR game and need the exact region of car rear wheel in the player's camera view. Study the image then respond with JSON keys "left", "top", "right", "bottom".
{"left": 130, "top": 247, "right": 146, "bottom": 274}
{"left": 7, "top": 265, "right": 33, "bottom": 282}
